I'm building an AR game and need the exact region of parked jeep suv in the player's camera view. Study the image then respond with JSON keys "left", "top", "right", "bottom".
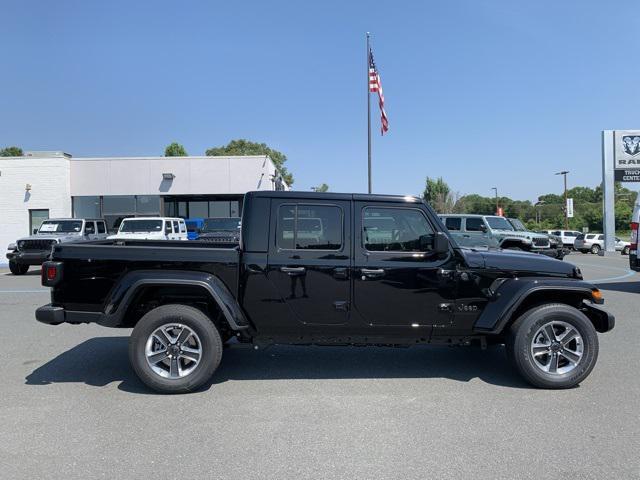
{"left": 6, "top": 218, "right": 108, "bottom": 275}
{"left": 440, "top": 214, "right": 551, "bottom": 252}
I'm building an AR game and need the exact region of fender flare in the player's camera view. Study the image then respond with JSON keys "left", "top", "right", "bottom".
{"left": 473, "top": 278, "right": 598, "bottom": 334}
{"left": 100, "top": 270, "right": 249, "bottom": 330}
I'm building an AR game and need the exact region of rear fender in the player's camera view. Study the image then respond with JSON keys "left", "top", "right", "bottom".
{"left": 474, "top": 278, "right": 601, "bottom": 334}
{"left": 102, "top": 270, "right": 248, "bottom": 330}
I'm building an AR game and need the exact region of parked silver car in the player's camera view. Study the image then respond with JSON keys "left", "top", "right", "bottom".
{"left": 6, "top": 218, "right": 109, "bottom": 275}
{"left": 574, "top": 233, "right": 630, "bottom": 255}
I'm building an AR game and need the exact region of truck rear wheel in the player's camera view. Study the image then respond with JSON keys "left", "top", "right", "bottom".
{"left": 129, "top": 304, "right": 223, "bottom": 393}
{"left": 9, "top": 261, "right": 29, "bottom": 275}
{"left": 506, "top": 303, "right": 598, "bottom": 389}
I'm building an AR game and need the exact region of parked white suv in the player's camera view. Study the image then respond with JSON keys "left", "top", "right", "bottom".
{"left": 574, "top": 233, "right": 630, "bottom": 255}
{"left": 108, "top": 217, "right": 188, "bottom": 241}
{"left": 545, "top": 230, "right": 583, "bottom": 249}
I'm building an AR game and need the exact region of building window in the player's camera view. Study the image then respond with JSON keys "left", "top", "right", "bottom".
{"left": 73, "top": 196, "right": 101, "bottom": 218}
{"left": 29, "top": 209, "right": 49, "bottom": 235}
{"left": 188, "top": 201, "right": 208, "bottom": 218}
{"left": 136, "top": 196, "right": 160, "bottom": 215}
{"left": 103, "top": 196, "right": 136, "bottom": 215}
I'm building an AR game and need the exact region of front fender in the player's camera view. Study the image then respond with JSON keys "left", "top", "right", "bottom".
{"left": 473, "top": 277, "right": 600, "bottom": 334}
{"left": 102, "top": 270, "right": 249, "bottom": 330}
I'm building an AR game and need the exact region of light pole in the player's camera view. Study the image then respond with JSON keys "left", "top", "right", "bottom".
{"left": 491, "top": 187, "right": 499, "bottom": 215}
{"left": 534, "top": 200, "right": 545, "bottom": 226}
{"left": 555, "top": 171, "right": 569, "bottom": 230}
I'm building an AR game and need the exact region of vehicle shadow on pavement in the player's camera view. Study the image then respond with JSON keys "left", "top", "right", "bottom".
{"left": 595, "top": 281, "right": 640, "bottom": 294}
{"left": 25, "top": 336, "right": 530, "bottom": 393}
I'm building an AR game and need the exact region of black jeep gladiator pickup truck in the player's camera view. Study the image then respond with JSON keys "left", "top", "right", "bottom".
{"left": 36, "top": 191, "right": 614, "bottom": 393}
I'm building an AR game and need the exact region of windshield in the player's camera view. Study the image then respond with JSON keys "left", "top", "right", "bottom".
{"left": 508, "top": 218, "right": 527, "bottom": 231}
{"left": 202, "top": 218, "right": 241, "bottom": 232}
{"left": 485, "top": 216, "right": 514, "bottom": 231}
{"left": 119, "top": 219, "right": 163, "bottom": 232}
{"left": 38, "top": 220, "right": 83, "bottom": 233}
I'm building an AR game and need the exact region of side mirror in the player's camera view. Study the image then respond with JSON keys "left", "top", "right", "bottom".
{"left": 419, "top": 232, "right": 449, "bottom": 254}
{"left": 33, "top": 228, "right": 38, "bottom": 234}
{"left": 480, "top": 224, "right": 488, "bottom": 233}
{"left": 434, "top": 231, "right": 450, "bottom": 254}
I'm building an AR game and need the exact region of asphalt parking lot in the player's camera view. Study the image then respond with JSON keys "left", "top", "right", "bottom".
{"left": 0, "top": 254, "right": 638, "bottom": 480}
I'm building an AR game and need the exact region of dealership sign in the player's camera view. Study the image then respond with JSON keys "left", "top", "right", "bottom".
{"left": 614, "top": 130, "right": 640, "bottom": 181}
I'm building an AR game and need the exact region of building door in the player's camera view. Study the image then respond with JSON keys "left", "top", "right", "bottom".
{"left": 29, "top": 209, "right": 49, "bottom": 234}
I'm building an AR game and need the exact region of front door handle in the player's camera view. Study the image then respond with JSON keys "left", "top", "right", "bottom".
{"left": 280, "top": 266, "right": 306, "bottom": 275}
{"left": 361, "top": 268, "right": 385, "bottom": 279}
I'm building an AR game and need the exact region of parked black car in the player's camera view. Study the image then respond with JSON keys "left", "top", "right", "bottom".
{"left": 36, "top": 191, "right": 614, "bottom": 393}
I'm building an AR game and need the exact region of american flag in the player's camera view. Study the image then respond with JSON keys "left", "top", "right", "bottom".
{"left": 369, "top": 49, "right": 389, "bottom": 135}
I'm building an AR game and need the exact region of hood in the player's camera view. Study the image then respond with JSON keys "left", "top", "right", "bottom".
{"left": 16, "top": 233, "right": 82, "bottom": 243}
{"left": 463, "top": 249, "right": 578, "bottom": 278}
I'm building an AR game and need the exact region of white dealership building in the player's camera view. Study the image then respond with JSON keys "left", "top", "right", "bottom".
{"left": 0, "top": 151, "right": 288, "bottom": 264}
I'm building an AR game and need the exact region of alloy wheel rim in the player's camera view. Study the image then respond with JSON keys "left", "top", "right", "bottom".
{"left": 530, "top": 320, "right": 584, "bottom": 375}
{"left": 145, "top": 323, "right": 202, "bottom": 379}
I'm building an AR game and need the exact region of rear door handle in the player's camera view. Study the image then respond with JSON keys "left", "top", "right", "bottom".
{"left": 361, "top": 268, "right": 385, "bottom": 279}
{"left": 280, "top": 266, "right": 306, "bottom": 275}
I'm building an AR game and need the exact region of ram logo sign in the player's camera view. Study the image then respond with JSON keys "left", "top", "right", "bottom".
{"left": 622, "top": 136, "right": 640, "bottom": 156}
{"left": 614, "top": 130, "right": 640, "bottom": 181}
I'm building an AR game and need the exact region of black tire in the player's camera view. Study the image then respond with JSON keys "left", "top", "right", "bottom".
{"left": 622, "top": 246, "right": 630, "bottom": 256}
{"left": 505, "top": 303, "right": 599, "bottom": 389}
{"left": 129, "top": 304, "right": 223, "bottom": 394}
{"left": 590, "top": 244, "right": 601, "bottom": 255}
{"left": 9, "top": 261, "right": 29, "bottom": 275}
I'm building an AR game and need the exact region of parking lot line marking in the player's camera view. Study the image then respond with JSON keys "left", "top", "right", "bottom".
{"left": 590, "top": 270, "right": 637, "bottom": 283}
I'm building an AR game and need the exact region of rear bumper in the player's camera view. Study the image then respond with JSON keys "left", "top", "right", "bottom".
{"left": 7, "top": 250, "right": 50, "bottom": 265}
{"left": 36, "top": 304, "right": 102, "bottom": 326}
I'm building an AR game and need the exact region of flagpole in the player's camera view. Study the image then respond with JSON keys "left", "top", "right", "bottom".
{"left": 367, "top": 32, "right": 372, "bottom": 194}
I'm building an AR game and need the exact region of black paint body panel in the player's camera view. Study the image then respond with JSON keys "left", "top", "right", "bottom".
{"left": 39, "top": 191, "right": 613, "bottom": 342}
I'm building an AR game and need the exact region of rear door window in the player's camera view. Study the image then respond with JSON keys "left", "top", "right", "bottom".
{"left": 465, "top": 218, "right": 485, "bottom": 232}
{"left": 97, "top": 222, "right": 106, "bottom": 234}
{"left": 276, "top": 204, "right": 343, "bottom": 250}
{"left": 444, "top": 217, "right": 461, "bottom": 231}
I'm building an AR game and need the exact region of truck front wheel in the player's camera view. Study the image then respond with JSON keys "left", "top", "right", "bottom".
{"left": 9, "top": 261, "right": 29, "bottom": 275}
{"left": 506, "top": 303, "right": 599, "bottom": 389}
{"left": 129, "top": 304, "right": 223, "bottom": 393}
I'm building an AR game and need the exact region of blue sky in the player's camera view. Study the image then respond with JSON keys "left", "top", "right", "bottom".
{"left": 1, "top": 0, "right": 639, "bottom": 201}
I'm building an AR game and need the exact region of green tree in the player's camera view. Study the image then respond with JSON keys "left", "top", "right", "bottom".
{"left": 164, "top": 142, "right": 188, "bottom": 156}
{"left": 312, "top": 183, "right": 329, "bottom": 192}
{"left": 206, "top": 139, "right": 294, "bottom": 185}
{"left": 0, "top": 146, "right": 23, "bottom": 156}
{"left": 423, "top": 177, "right": 464, "bottom": 213}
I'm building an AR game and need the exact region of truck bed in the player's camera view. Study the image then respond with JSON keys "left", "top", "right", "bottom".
{"left": 50, "top": 240, "right": 240, "bottom": 313}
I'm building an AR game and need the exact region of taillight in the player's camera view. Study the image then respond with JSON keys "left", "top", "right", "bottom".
{"left": 46, "top": 265, "right": 57, "bottom": 281}
{"left": 631, "top": 222, "right": 638, "bottom": 252}
{"left": 41, "top": 261, "right": 63, "bottom": 286}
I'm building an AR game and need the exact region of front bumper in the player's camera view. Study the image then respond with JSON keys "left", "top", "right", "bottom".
{"left": 582, "top": 303, "right": 615, "bottom": 333}
{"left": 7, "top": 250, "right": 50, "bottom": 265}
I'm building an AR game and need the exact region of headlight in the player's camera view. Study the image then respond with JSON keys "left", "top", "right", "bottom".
{"left": 17, "top": 240, "right": 26, "bottom": 250}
